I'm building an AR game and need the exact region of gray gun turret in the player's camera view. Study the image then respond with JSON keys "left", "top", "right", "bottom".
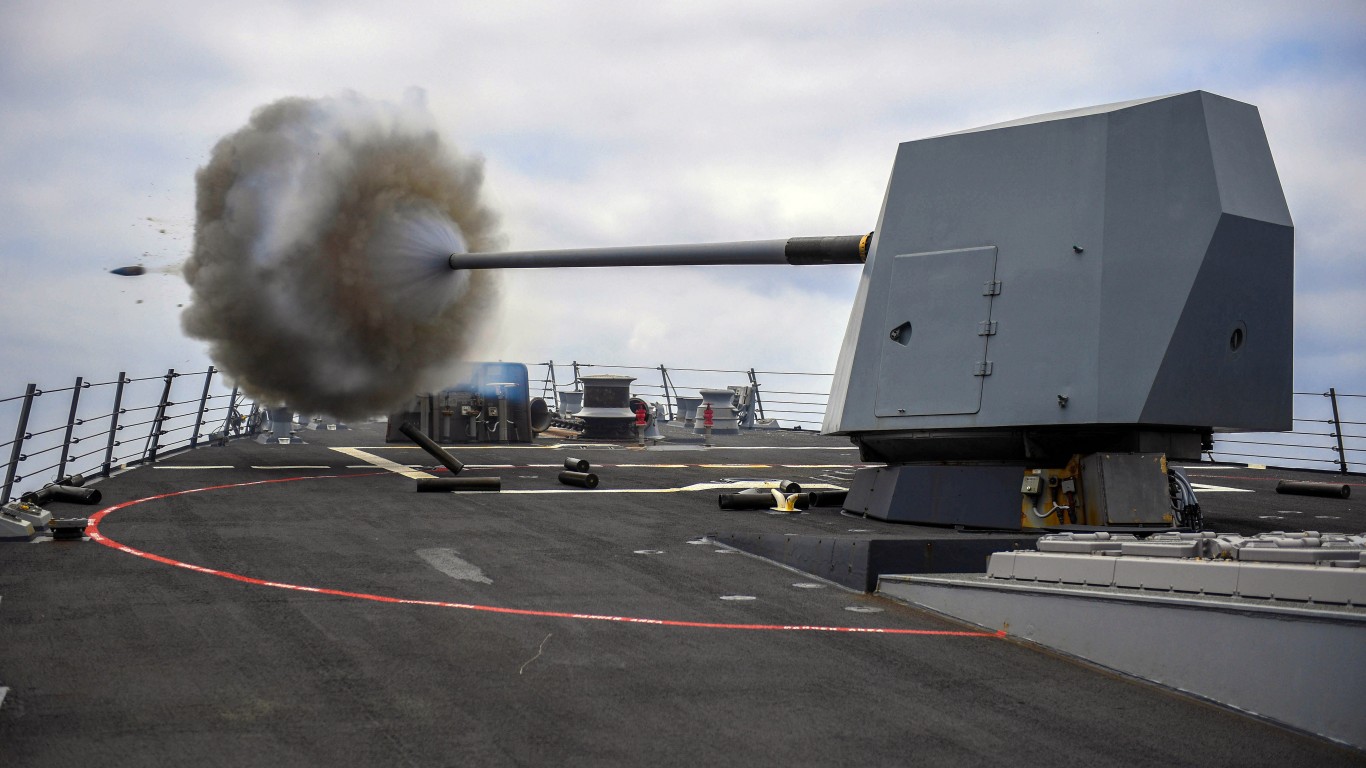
{"left": 447, "top": 91, "right": 1293, "bottom": 530}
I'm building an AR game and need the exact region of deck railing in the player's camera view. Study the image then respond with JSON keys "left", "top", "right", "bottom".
{"left": 1, "top": 368, "right": 262, "bottom": 503}
{"left": 535, "top": 360, "right": 835, "bottom": 428}
{"left": 3, "top": 363, "right": 1359, "bottom": 503}
{"left": 535, "top": 361, "right": 1365, "bottom": 474}
{"left": 1204, "top": 389, "right": 1365, "bottom": 473}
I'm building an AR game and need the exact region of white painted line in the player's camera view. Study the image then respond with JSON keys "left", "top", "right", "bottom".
{"left": 249, "top": 465, "right": 332, "bottom": 470}
{"left": 465, "top": 464, "right": 516, "bottom": 469}
{"left": 700, "top": 463, "right": 772, "bottom": 468}
{"left": 153, "top": 465, "right": 235, "bottom": 470}
{"left": 350, "top": 445, "right": 859, "bottom": 451}
{"left": 330, "top": 447, "right": 437, "bottom": 479}
{"left": 499, "top": 481, "right": 844, "bottom": 496}
{"left": 781, "top": 464, "right": 858, "bottom": 469}
{"left": 345, "top": 464, "right": 425, "bottom": 469}
{"left": 1189, "top": 483, "right": 1255, "bottom": 493}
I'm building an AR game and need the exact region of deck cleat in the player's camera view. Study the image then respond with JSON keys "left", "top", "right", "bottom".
{"left": 48, "top": 518, "right": 89, "bottom": 541}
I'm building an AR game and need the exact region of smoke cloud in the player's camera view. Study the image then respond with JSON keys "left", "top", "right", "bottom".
{"left": 182, "top": 91, "right": 500, "bottom": 419}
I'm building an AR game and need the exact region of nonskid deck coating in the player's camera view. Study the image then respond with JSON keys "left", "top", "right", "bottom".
{"left": 1, "top": 422, "right": 1362, "bottom": 766}
{"left": 86, "top": 473, "right": 999, "bottom": 636}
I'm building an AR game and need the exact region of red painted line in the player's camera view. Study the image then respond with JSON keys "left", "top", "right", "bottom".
{"left": 87, "top": 473, "right": 1002, "bottom": 638}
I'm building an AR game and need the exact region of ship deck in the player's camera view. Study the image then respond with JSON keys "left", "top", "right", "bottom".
{"left": 2, "top": 422, "right": 1362, "bottom": 766}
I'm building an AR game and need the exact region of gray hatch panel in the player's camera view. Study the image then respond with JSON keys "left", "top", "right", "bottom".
{"left": 875, "top": 247, "right": 997, "bottom": 416}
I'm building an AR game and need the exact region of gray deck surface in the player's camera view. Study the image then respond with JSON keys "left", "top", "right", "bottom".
{"left": 1, "top": 422, "right": 1362, "bottom": 766}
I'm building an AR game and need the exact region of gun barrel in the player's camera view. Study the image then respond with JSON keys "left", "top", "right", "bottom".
{"left": 447, "top": 233, "right": 870, "bottom": 270}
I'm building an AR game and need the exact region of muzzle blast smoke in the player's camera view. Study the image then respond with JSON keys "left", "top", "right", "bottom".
{"left": 181, "top": 92, "right": 500, "bottom": 419}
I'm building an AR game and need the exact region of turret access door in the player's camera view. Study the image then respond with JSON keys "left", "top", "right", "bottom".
{"left": 874, "top": 246, "right": 998, "bottom": 417}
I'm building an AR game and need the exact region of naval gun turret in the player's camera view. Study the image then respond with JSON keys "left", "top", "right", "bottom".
{"left": 448, "top": 91, "right": 1293, "bottom": 531}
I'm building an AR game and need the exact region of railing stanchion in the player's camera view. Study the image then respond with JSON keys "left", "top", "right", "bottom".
{"left": 3, "top": 383, "right": 37, "bottom": 503}
{"left": 145, "top": 369, "right": 176, "bottom": 463}
{"left": 191, "top": 366, "right": 216, "bottom": 448}
{"left": 748, "top": 368, "right": 766, "bottom": 421}
{"left": 56, "top": 376, "right": 84, "bottom": 481}
{"left": 547, "top": 360, "right": 559, "bottom": 413}
{"left": 1328, "top": 387, "right": 1349, "bottom": 473}
{"left": 104, "top": 373, "right": 127, "bottom": 477}
{"left": 220, "top": 385, "right": 240, "bottom": 439}
{"left": 659, "top": 365, "right": 673, "bottom": 420}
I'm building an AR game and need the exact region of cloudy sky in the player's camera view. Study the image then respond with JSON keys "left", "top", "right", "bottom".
{"left": 2, "top": 0, "right": 1363, "bottom": 423}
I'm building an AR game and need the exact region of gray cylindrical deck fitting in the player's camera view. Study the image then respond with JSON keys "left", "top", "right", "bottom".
{"left": 558, "top": 391, "right": 584, "bottom": 415}
{"left": 578, "top": 375, "right": 637, "bottom": 440}
{"left": 718, "top": 493, "right": 775, "bottom": 510}
{"left": 695, "top": 389, "right": 742, "bottom": 436}
{"left": 675, "top": 396, "right": 702, "bottom": 426}
{"left": 806, "top": 490, "right": 848, "bottom": 508}
{"left": 564, "top": 457, "right": 590, "bottom": 472}
{"left": 415, "top": 477, "right": 501, "bottom": 492}
{"left": 398, "top": 422, "right": 465, "bottom": 476}
{"left": 558, "top": 471, "right": 599, "bottom": 489}
{"left": 1275, "top": 480, "right": 1350, "bottom": 499}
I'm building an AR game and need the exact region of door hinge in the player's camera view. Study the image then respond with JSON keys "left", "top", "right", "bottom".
{"left": 982, "top": 280, "right": 1002, "bottom": 296}
{"left": 977, "top": 320, "right": 998, "bottom": 336}
{"left": 974, "top": 361, "right": 994, "bottom": 376}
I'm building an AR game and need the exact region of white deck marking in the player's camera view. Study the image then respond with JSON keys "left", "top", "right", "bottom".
{"left": 153, "top": 465, "right": 235, "bottom": 470}
{"left": 416, "top": 548, "right": 492, "bottom": 584}
{"left": 330, "top": 447, "right": 437, "bottom": 479}
{"left": 498, "top": 480, "right": 843, "bottom": 495}
{"left": 249, "top": 465, "right": 332, "bottom": 470}
{"left": 352, "top": 445, "right": 859, "bottom": 451}
{"left": 344, "top": 464, "right": 423, "bottom": 469}
{"left": 1189, "top": 482, "right": 1255, "bottom": 493}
